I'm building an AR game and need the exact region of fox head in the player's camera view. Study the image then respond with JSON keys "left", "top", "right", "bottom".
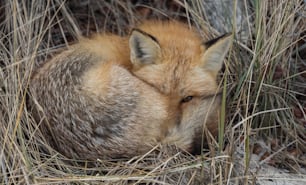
{"left": 128, "top": 21, "right": 232, "bottom": 153}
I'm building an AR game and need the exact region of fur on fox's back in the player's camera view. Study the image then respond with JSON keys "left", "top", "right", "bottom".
{"left": 30, "top": 36, "right": 165, "bottom": 159}
{"left": 30, "top": 20, "right": 232, "bottom": 160}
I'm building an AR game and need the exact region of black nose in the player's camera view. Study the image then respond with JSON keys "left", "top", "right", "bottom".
{"left": 190, "top": 137, "right": 209, "bottom": 155}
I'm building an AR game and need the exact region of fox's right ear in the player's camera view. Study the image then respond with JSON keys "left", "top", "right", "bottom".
{"left": 200, "top": 33, "right": 233, "bottom": 76}
{"left": 129, "top": 29, "right": 161, "bottom": 68}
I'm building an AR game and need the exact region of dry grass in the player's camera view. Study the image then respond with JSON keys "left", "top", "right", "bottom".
{"left": 0, "top": 0, "right": 305, "bottom": 184}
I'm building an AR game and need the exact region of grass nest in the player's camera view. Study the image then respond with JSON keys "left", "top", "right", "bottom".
{"left": 0, "top": 0, "right": 305, "bottom": 184}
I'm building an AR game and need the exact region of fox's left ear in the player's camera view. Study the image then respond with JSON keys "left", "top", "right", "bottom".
{"left": 129, "top": 29, "right": 161, "bottom": 69}
{"left": 200, "top": 33, "right": 233, "bottom": 75}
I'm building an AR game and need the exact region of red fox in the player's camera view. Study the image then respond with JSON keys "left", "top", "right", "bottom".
{"left": 30, "top": 21, "right": 232, "bottom": 160}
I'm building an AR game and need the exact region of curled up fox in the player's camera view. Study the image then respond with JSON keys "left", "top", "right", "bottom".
{"left": 30, "top": 20, "right": 232, "bottom": 160}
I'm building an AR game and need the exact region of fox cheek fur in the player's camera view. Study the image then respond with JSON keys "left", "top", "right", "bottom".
{"left": 30, "top": 21, "right": 232, "bottom": 160}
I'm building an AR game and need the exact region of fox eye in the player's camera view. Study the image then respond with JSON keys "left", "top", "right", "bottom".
{"left": 181, "top": 96, "right": 193, "bottom": 103}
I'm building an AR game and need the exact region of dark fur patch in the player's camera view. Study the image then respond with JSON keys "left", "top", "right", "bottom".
{"left": 203, "top": 33, "right": 232, "bottom": 48}
{"left": 131, "top": 28, "right": 159, "bottom": 44}
{"left": 133, "top": 36, "right": 145, "bottom": 59}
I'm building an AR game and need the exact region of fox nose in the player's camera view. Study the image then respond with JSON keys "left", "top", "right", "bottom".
{"left": 190, "top": 135, "right": 209, "bottom": 155}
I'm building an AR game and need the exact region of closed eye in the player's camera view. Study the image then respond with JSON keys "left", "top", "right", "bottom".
{"left": 181, "top": 92, "right": 222, "bottom": 103}
{"left": 181, "top": 96, "right": 193, "bottom": 103}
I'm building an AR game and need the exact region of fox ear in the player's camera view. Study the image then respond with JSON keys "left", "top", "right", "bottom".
{"left": 201, "top": 33, "right": 233, "bottom": 75}
{"left": 129, "top": 29, "right": 161, "bottom": 68}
